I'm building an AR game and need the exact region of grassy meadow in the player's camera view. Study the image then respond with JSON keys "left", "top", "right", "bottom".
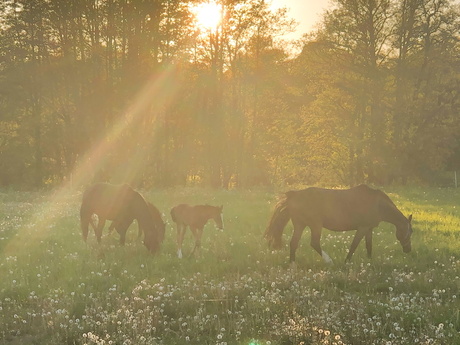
{"left": 0, "top": 186, "right": 459, "bottom": 345}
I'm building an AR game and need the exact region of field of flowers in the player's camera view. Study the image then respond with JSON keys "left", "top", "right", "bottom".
{"left": 0, "top": 186, "right": 459, "bottom": 345}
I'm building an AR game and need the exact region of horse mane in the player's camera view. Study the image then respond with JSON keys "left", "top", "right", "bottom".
{"left": 375, "top": 189, "right": 408, "bottom": 226}
{"left": 376, "top": 189, "right": 397, "bottom": 207}
{"left": 354, "top": 185, "right": 402, "bottom": 216}
{"left": 148, "top": 202, "right": 161, "bottom": 219}
{"left": 130, "top": 191, "right": 150, "bottom": 223}
{"left": 264, "top": 194, "right": 290, "bottom": 249}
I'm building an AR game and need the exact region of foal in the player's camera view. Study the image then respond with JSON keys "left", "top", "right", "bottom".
{"left": 170, "top": 204, "right": 224, "bottom": 258}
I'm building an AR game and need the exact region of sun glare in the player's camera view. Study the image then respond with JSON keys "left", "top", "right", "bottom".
{"left": 193, "top": 2, "right": 222, "bottom": 31}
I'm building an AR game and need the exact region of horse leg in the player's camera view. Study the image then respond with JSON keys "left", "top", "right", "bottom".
{"left": 345, "top": 227, "right": 369, "bottom": 262}
{"left": 365, "top": 229, "right": 373, "bottom": 258}
{"left": 188, "top": 226, "right": 201, "bottom": 258}
{"left": 95, "top": 218, "right": 106, "bottom": 244}
{"left": 137, "top": 220, "right": 143, "bottom": 239}
{"left": 176, "top": 224, "right": 185, "bottom": 258}
{"left": 119, "top": 228, "right": 126, "bottom": 246}
{"left": 310, "top": 225, "right": 333, "bottom": 264}
{"left": 117, "top": 221, "right": 131, "bottom": 246}
{"left": 89, "top": 216, "right": 97, "bottom": 231}
{"left": 79, "top": 203, "right": 93, "bottom": 242}
{"left": 289, "top": 218, "right": 305, "bottom": 263}
{"left": 80, "top": 211, "right": 94, "bottom": 242}
{"left": 108, "top": 221, "right": 116, "bottom": 235}
{"left": 81, "top": 215, "right": 91, "bottom": 242}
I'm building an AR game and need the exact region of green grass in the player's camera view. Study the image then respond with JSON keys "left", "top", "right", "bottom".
{"left": 0, "top": 186, "right": 459, "bottom": 345}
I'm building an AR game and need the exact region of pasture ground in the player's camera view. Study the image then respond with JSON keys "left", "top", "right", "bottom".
{"left": 0, "top": 186, "right": 459, "bottom": 345}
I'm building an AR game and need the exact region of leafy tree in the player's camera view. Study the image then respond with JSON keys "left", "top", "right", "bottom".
{"left": 0, "top": 0, "right": 458, "bottom": 188}
{"left": 292, "top": 0, "right": 460, "bottom": 186}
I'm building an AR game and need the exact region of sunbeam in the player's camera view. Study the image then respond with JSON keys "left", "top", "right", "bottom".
{"left": 2, "top": 64, "right": 181, "bottom": 255}
{"left": 73, "top": 63, "right": 180, "bottom": 189}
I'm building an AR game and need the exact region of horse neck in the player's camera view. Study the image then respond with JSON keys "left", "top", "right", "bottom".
{"left": 379, "top": 198, "right": 407, "bottom": 228}
{"left": 132, "top": 195, "right": 152, "bottom": 230}
{"left": 200, "top": 205, "right": 217, "bottom": 222}
{"left": 205, "top": 208, "right": 214, "bottom": 221}
{"left": 150, "top": 206, "right": 163, "bottom": 225}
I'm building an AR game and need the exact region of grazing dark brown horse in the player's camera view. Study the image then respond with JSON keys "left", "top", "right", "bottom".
{"left": 107, "top": 201, "right": 166, "bottom": 244}
{"left": 170, "top": 204, "right": 224, "bottom": 258}
{"left": 80, "top": 183, "right": 163, "bottom": 253}
{"left": 265, "top": 185, "right": 413, "bottom": 264}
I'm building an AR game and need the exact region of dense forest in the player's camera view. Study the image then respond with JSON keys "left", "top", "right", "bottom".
{"left": 0, "top": 0, "right": 459, "bottom": 189}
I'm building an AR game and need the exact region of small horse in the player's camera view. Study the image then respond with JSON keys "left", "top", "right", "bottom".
{"left": 107, "top": 201, "right": 166, "bottom": 244}
{"left": 264, "top": 184, "right": 413, "bottom": 264}
{"left": 170, "top": 204, "right": 224, "bottom": 258}
{"left": 80, "top": 183, "right": 163, "bottom": 253}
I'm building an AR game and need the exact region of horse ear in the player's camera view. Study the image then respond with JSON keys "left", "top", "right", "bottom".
{"left": 408, "top": 214, "right": 412, "bottom": 222}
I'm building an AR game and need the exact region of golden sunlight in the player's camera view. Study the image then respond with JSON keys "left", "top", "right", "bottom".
{"left": 2, "top": 65, "right": 180, "bottom": 257}
{"left": 193, "top": 2, "right": 222, "bottom": 31}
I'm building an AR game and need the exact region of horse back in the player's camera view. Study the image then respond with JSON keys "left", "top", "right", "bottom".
{"left": 170, "top": 204, "right": 191, "bottom": 224}
{"left": 170, "top": 204, "right": 213, "bottom": 228}
{"left": 81, "top": 183, "right": 136, "bottom": 220}
{"left": 288, "top": 185, "right": 385, "bottom": 231}
{"left": 148, "top": 202, "right": 162, "bottom": 222}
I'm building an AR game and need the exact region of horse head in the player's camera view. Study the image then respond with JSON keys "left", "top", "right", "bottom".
{"left": 156, "top": 217, "right": 166, "bottom": 243}
{"left": 396, "top": 214, "right": 413, "bottom": 253}
{"left": 146, "top": 203, "right": 167, "bottom": 253}
{"left": 213, "top": 205, "right": 224, "bottom": 230}
{"left": 143, "top": 228, "right": 160, "bottom": 254}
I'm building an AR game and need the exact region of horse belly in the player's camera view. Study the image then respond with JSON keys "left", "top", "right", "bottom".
{"left": 323, "top": 219, "right": 355, "bottom": 232}
{"left": 323, "top": 216, "right": 379, "bottom": 232}
{"left": 297, "top": 186, "right": 381, "bottom": 232}
{"left": 90, "top": 197, "right": 126, "bottom": 221}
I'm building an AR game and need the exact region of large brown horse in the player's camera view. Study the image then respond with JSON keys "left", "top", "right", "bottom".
{"left": 107, "top": 201, "right": 166, "bottom": 244}
{"left": 80, "top": 183, "right": 163, "bottom": 253}
{"left": 265, "top": 185, "right": 413, "bottom": 264}
{"left": 170, "top": 204, "right": 224, "bottom": 258}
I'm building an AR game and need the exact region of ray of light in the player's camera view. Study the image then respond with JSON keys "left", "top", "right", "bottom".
{"left": 1, "top": 64, "right": 180, "bottom": 256}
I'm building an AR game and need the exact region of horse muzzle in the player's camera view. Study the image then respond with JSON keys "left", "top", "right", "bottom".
{"left": 398, "top": 232, "right": 412, "bottom": 253}
{"left": 402, "top": 242, "right": 412, "bottom": 253}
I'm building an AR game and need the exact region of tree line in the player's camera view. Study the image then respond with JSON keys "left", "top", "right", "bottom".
{"left": 0, "top": 0, "right": 459, "bottom": 189}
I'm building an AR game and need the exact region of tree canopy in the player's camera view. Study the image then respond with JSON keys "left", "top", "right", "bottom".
{"left": 0, "top": 0, "right": 459, "bottom": 189}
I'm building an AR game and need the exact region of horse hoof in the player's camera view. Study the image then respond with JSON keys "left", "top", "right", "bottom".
{"left": 322, "top": 251, "right": 333, "bottom": 264}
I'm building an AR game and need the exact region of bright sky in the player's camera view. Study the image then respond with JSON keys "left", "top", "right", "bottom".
{"left": 273, "top": 0, "right": 460, "bottom": 39}
{"left": 271, "top": 0, "right": 332, "bottom": 38}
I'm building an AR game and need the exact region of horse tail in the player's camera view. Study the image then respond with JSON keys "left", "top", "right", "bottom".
{"left": 264, "top": 195, "right": 291, "bottom": 249}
